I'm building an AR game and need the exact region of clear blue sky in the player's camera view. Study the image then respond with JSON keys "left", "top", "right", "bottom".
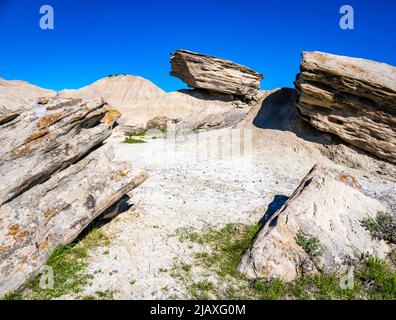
{"left": 0, "top": 0, "right": 395, "bottom": 92}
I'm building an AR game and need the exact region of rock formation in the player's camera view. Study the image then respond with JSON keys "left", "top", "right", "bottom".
{"left": 59, "top": 75, "right": 256, "bottom": 133}
{"left": 0, "top": 78, "right": 55, "bottom": 112}
{"left": 238, "top": 164, "right": 391, "bottom": 282}
{"left": 59, "top": 75, "right": 165, "bottom": 110}
{"left": 0, "top": 97, "right": 147, "bottom": 297}
{"left": 295, "top": 51, "right": 396, "bottom": 163}
{"left": 170, "top": 50, "right": 263, "bottom": 99}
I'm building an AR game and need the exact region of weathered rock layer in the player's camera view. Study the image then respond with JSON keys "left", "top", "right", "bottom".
{"left": 295, "top": 51, "right": 396, "bottom": 163}
{"left": 0, "top": 98, "right": 147, "bottom": 297}
{"left": 170, "top": 50, "right": 263, "bottom": 99}
{"left": 238, "top": 164, "right": 390, "bottom": 282}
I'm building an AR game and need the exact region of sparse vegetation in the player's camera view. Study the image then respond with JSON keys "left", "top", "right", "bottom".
{"left": 173, "top": 223, "right": 396, "bottom": 300}
{"left": 361, "top": 212, "right": 396, "bottom": 245}
{"left": 295, "top": 232, "right": 324, "bottom": 257}
{"left": 181, "top": 263, "right": 192, "bottom": 272}
{"left": 189, "top": 280, "right": 214, "bottom": 299}
{"left": 95, "top": 290, "right": 115, "bottom": 300}
{"left": 131, "top": 130, "right": 148, "bottom": 137}
{"left": 107, "top": 74, "right": 126, "bottom": 77}
{"left": 192, "top": 123, "right": 205, "bottom": 133}
{"left": 3, "top": 291, "right": 23, "bottom": 300}
{"left": 124, "top": 136, "right": 147, "bottom": 144}
{"left": 18, "top": 228, "right": 111, "bottom": 300}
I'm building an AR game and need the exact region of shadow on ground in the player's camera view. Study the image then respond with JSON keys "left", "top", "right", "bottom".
{"left": 259, "top": 194, "right": 289, "bottom": 226}
{"left": 253, "top": 88, "right": 338, "bottom": 146}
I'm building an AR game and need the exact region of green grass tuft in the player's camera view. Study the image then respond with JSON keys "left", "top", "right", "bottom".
{"left": 173, "top": 223, "right": 396, "bottom": 300}
{"left": 361, "top": 212, "right": 396, "bottom": 245}
{"left": 295, "top": 232, "right": 324, "bottom": 257}
{"left": 124, "top": 136, "right": 147, "bottom": 144}
{"left": 22, "top": 228, "right": 111, "bottom": 300}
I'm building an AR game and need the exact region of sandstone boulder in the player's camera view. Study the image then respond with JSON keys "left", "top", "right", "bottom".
{"left": 170, "top": 50, "right": 263, "bottom": 99}
{"left": 238, "top": 163, "right": 391, "bottom": 282}
{"left": 0, "top": 98, "right": 115, "bottom": 204}
{"left": 295, "top": 51, "right": 396, "bottom": 163}
{"left": 0, "top": 97, "right": 147, "bottom": 297}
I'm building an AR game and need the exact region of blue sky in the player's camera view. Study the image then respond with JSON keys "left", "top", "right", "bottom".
{"left": 0, "top": 0, "right": 395, "bottom": 92}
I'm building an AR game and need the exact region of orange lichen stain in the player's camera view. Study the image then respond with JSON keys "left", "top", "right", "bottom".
{"left": 9, "top": 143, "right": 34, "bottom": 158}
{"left": 37, "top": 242, "right": 49, "bottom": 250}
{"left": 313, "top": 52, "right": 328, "bottom": 63}
{"left": 0, "top": 246, "right": 7, "bottom": 254}
{"left": 43, "top": 208, "right": 57, "bottom": 218}
{"left": 6, "top": 225, "right": 30, "bottom": 241}
{"left": 338, "top": 174, "right": 360, "bottom": 189}
{"left": 7, "top": 225, "right": 20, "bottom": 235}
{"left": 38, "top": 97, "right": 49, "bottom": 105}
{"left": 118, "top": 171, "right": 127, "bottom": 178}
{"left": 101, "top": 109, "right": 121, "bottom": 126}
{"left": 24, "top": 130, "right": 48, "bottom": 144}
{"left": 338, "top": 62, "right": 366, "bottom": 74}
{"left": 36, "top": 112, "right": 64, "bottom": 129}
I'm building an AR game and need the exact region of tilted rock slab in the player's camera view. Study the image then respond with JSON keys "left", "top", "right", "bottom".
{"left": 170, "top": 50, "right": 263, "bottom": 99}
{"left": 0, "top": 146, "right": 147, "bottom": 296}
{"left": 238, "top": 164, "right": 390, "bottom": 282}
{"left": 0, "top": 98, "right": 147, "bottom": 297}
{"left": 295, "top": 51, "right": 396, "bottom": 163}
{"left": 0, "top": 98, "right": 118, "bottom": 205}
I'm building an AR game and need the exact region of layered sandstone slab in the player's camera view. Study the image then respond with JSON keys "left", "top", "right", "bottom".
{"left": 295, "top": 51, "right": 396, "bottom": 163}
{"left": 170, "top": 50, "right": 263, "bottom": 99}
{"left": 238, "top": 164, "right": 390, "bottom": 282}
{"left": 0, "top": 98, "right": 116, "bottom": 205}
{"left": 0, "top": 98, "right": 147, "bottom": 297}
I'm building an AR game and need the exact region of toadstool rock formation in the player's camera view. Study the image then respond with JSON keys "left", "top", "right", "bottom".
{"left": 170, "top": 49, "right": 263, "bottom": 100}
{"left": 295, "top": 51, "right": 396, "bottom": 163}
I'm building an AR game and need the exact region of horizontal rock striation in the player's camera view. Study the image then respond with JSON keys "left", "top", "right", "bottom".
{"left": 170, "top": 50, "right": 263, "bottom": 99}
{"left": 0, "top": 98, "right": 147, "bottom": 297}
{"left": 295, "top": 51, "right": 396, "bottom": 163}
{"left": 238, "top": 164, "right": 391, "bottom": 282}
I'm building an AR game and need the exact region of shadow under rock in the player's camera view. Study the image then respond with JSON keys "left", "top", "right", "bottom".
{"left": 177, "top": 88, "right": 240, "bottom": 103}
{"left": 253, "top": 87, "right": 340, "bottom": 146}
{"left": 253, "top": 88, "right": 391, "bottom": 166}
{"left": 259, "top": 195, "right": 289, "bottom": 226}
{"left": 75, "top": 195, "right": 133, "bottom": 243}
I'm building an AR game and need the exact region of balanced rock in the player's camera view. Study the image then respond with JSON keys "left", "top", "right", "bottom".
{"left": 295, "top": 51, "right": 396, "bottom": 163}
{"left": 170, "top": 50, "right": 263, "bottom": 99}
{"left": 0, "top": 97, "right": 147, "bottom": 297}
{"left": 238, "top": 163, "right": 390, "bottom": 282}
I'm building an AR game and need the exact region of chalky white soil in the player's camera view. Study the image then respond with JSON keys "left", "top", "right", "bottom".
{"left": 70, "top": 126, "right": 395, "bottom": 299}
